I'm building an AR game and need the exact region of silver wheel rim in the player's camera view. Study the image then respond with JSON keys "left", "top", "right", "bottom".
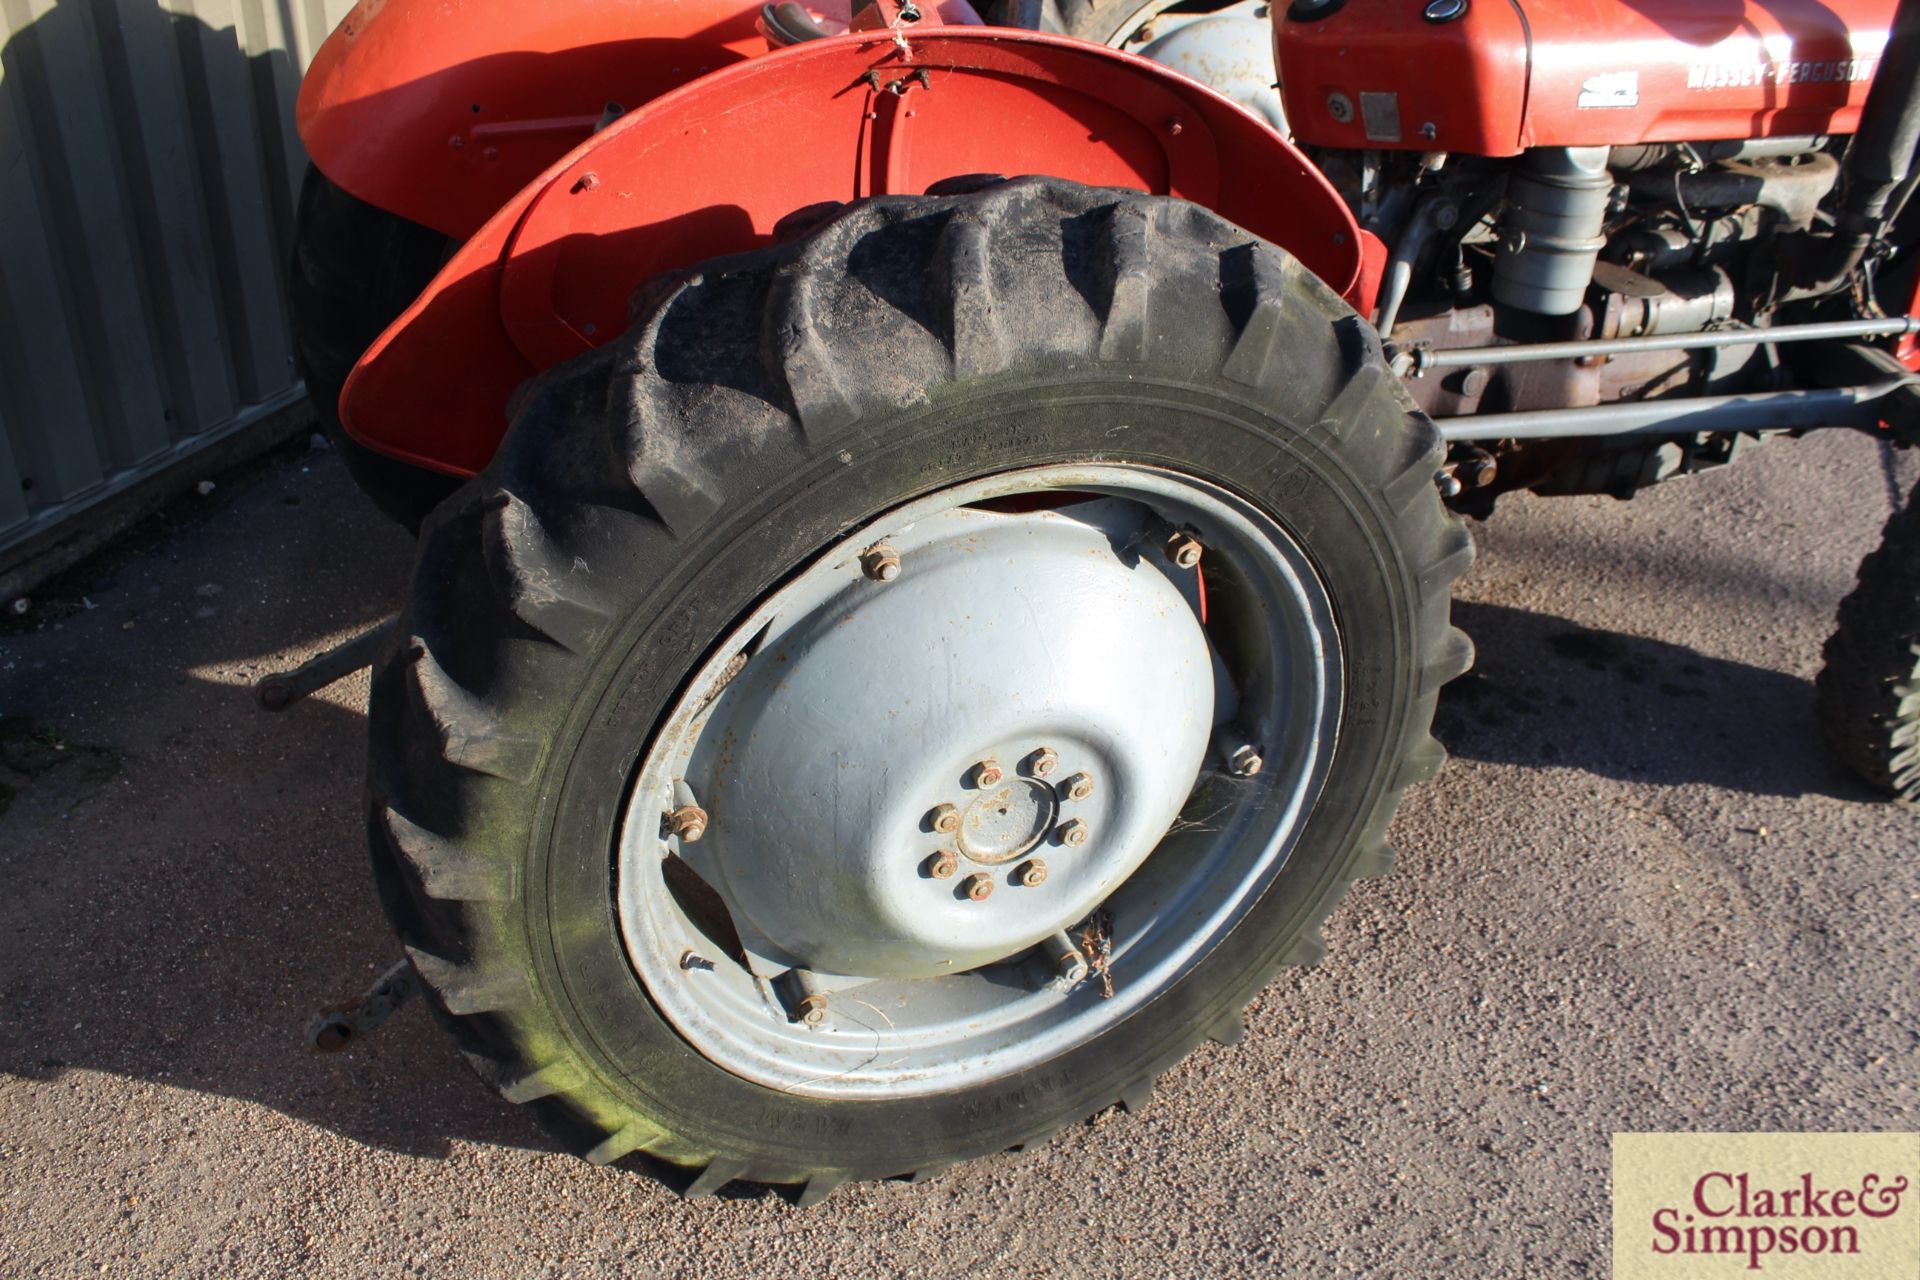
{"left": 616, "top": 463, "right": 1341, "bottom": 1099}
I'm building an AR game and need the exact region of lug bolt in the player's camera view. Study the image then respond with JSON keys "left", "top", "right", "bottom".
{"left": 1164, "top": 530, "right": 1203, "bottom": 569}
{"left": 962, "top": 872, "right": 995, "bottom": 901}
{"left": 1227, "top": 745, "right": 1264, "bottom": 777}
{"left": 1026, "top": 747, "right": 1059, "bottom": 778}
{"left": 860, "top": 544, "right": 902, "bottom": 581}
{"left": 796, "top": 993, "right": 829, "bottom": 1026}
{"left": 1057, "top": 818, "right": 1090, "bottom": 847}
{"left": 668, "top": 804, "right": 708, "bottom": 842}
{"left": 1042, "top": 931, "right": 1089, "bottom": 984}
{"left": 971, "top": 759, "right": 1004, "bottom": 788}
{"left": 926, "top": 849, "right": 959, "bottom": 879}
{"left": 1060, "top": 771, "right": 1095, "bottom": 802}
{"left": 928, "top": 802, "right": 961, "bottom": 834}
{"left": 1015, "top": 859, "right": 1049, "bottom": 887}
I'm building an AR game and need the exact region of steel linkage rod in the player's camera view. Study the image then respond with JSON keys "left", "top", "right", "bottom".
{"left": 1413, "top": 316, "right": 1920, "bottom": 372}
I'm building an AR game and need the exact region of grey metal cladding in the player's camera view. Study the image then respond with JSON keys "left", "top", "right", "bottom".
{"left": 0, "top": 0, "right": 354, "bottom": 552}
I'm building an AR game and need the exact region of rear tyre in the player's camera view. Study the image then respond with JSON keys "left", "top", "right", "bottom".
{"left": 1817, "top": 477, "right": 1920, "bottom": 800}
{"left": 367, "top": 177, "right": 1473, "bottom": 1199}
{"left": 289, "top": 166, "right": 461, "bottom": 531}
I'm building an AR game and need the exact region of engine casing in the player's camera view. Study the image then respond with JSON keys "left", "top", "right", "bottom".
{"left": 1278, "top": 0, "right": 1896, "bottom": 156}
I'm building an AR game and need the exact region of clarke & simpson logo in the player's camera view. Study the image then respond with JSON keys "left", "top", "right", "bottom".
{"left": 1612, "top": 1133, "right": 1919, "bottom": 1280}
{"left": 1651, "top": 1170, "right": 1908, "bottom": 1269}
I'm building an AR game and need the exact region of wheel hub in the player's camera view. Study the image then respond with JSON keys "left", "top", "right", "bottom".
{"left": 956, "top": 777, "right": 1057, "bottom": 865}
{"left": 683, "top": 500, "right": 1215, "bottom": 981}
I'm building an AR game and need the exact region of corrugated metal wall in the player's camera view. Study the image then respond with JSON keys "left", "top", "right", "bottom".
{"left": 0, "top": 0, "right": 353, "bottom": 553}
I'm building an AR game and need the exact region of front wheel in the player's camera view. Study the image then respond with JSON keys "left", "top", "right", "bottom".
{"left": 1817, "top": 476, "right": 1920, "bottom": 800}
{"left": 368, "top": 177, "right": 1472, "bottom": 1200}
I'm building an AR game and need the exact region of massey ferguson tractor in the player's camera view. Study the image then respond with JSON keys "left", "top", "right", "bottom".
{"left": 281, "top": 0, "right": 1920, "bottom": 1201}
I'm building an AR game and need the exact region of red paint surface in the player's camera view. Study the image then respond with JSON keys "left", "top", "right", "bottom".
{"left": 334, "top": 30, "right": 1360, "bottom": 476}
{"left": 1279, "top": 0, "right": 1897, "bottom": 156}
{"left": 297, "top": 0, "right": 982, "bottom": 239}
{"left": 1350, "top": 228, "right": 1388, "bottom": 321}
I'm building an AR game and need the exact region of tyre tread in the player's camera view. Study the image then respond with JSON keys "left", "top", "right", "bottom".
{"left": 1816, "top": 477, "right": 1920, "bottom": 800}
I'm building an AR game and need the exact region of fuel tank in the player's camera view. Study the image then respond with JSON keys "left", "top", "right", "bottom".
{"left": 1277, "top": 0, "right": 1896, "bottom": 156}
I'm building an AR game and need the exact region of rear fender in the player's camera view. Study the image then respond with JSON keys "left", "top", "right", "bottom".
{"left": 338, "top": 29, "right": 1364, "bottom": 475}
{"left": 297, "top": 0, "right": 982, "bottom": 239}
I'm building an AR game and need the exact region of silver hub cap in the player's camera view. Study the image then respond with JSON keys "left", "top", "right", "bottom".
{"left": 695, "top": 500, "right": 1213, "bottom": 980}
{"left": 617, "top": 464, "right": 1341, "bottom": 1098}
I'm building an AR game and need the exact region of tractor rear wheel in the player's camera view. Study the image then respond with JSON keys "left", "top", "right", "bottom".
{"left": 367, "top": 177, "right": 1471, "bottom": 1200}
{"left": 289, "top": 166, "right": 460, "bottom": 531}
{"left": 1817, "top": 477, "right": 1920, "bottom": 801}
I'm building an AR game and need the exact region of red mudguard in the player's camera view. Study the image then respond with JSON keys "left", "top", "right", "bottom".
{"left": 298, "top": 0, "right": 983, "bottom": 239}
{"left": 303, "top": 21, "right": 1361, "bottom": 476}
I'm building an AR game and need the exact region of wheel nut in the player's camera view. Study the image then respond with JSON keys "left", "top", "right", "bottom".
{"left": 962, "top": 872, "right": 995, "bottom": 901}
{"left": 926, "top": 849, "right": 959, "bottom": 879}
{"left": 1026, "top": 747, "right": 1058, "bottom": 778}
{"left": 928, "top": 802, "right": 961, "bottom": 834}
{"left": 970, "top": 759, "right": 1004, "bottom": 788}
{"left": 1057, "top": 818, "right": 1089, "bottom": 847}
{"left": 1227, "top": 745, "right": 1264, "bottom": 778}
{"left": 796, "top": 993, "right": 828, "bottom": 1026}
{"left": 668, "top": 804, "right": 708, "bottom": 842}
{"left": 1060, "top": 771, "right": 1094, "bottom": 802}
{"left": 1042, "top": 931, "right": 1088, "bottom": 984}
{"left": 1164, "top": 531, "right": 1203, "bottom": 569}
{"left": 1015, "top": 859, "right": 1048, "bottom": 887}
{"left": 860, "top": 544, "right": 902, "bottom": 581}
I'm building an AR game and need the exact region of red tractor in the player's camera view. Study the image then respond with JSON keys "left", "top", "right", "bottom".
{"left": 285, "top": 0, "right": 1920, "bottom": 1201}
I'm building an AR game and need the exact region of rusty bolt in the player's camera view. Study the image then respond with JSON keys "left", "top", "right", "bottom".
{"left": 962, "top": 872, "right": 995, "bottom": 901}
{"left": 1060, "top": 771, "right": 1095, "bottom": 802}
{"left": 1227, "top": 745, "right": 1264, "bottom": 778}
{"left": 1015, "top": 859, "right": 1049, "bottom": 887}
{"left": 928, "top": 802, "right": 961, "bottom": 834}
{"left": 669, "top": 804, "right": 709, "bottom": 842}
{"left": 971, "top": 758, "right": 1004, "bottom": 788}
{"left": 926, "top": 849, "right": 959, "bottom": 879}
{"left": 1057, "top": 818, "right": 1090, "bottom": 848}
{"left": 860, "top": 544, "right": 902, "bottom": 582}
{"left": 1026, "top": 747, "right": 1059, "bottom": 778}
{"left": 796, "top": 993, "right": 828, "bottom": 1026}
{"left": 1164, "top": 531, "right": 1203, "bottom": 569}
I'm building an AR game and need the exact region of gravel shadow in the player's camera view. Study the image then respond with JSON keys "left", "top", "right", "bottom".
{"left": 1436, "top": 599, "right": 1872, "bottom": 801}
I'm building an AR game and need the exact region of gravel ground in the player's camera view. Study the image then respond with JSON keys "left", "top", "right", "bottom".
{"left": 0, "top": 428, "right": 1915, "bottom": 1278}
